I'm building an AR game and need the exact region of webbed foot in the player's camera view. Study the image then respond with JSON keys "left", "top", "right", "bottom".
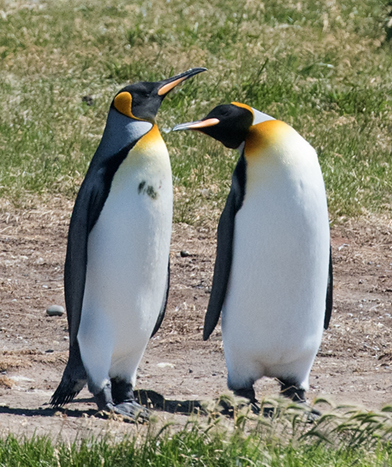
{"left": 96, "top": 400, "right": 149, "bottom": 422}
{"left": 113, "top": 400, "right": 150, "bottom": 421}
{"left": 233, "top": 386, "right": 260, "bottom": 414}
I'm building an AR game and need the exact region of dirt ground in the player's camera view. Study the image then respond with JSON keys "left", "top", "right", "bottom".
{"left": 0, "top": 198, "right": 391, "bottom": 440}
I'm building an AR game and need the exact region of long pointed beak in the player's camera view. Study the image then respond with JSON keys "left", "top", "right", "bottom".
{"left": 157, "top": 67, "right": 207, "bottom": 96}
{"left": 172, "top": 118, "right": 220, "bottom": 132}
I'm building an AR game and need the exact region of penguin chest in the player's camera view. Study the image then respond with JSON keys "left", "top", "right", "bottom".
{"left": 81, "top": 144, "right": 173, "bottom": 347}
{"left": 222, "top": 148, "right": 330, "bottom": 366}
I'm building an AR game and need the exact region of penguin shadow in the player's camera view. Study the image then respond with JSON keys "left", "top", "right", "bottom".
{"left": 0, "top": 403, "right": 97, "bottom": 419}
{"left": 0, "top": 392, "right": 320, "bottom": 422}
{"left": 0, "top": 391, "right": 208, "bottom": 421}
{"left": 133, "top": 389, "right": 207, "bottom": 416}
{"left": 133, "top": 390, "right": 272, "bottom": 419}
{"left": 136, "top": 390, "right": 319, "bottom": 423}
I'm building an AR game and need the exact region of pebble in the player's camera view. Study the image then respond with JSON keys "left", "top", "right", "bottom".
{"left": 157, "top": 362, "right": 175, "bottom": 368}
{"left": 46, "top": 305, "right": 65, "bottom": 317}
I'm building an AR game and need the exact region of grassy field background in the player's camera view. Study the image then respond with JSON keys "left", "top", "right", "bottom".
{"left": 1, "top": 0, "right": 392, "bottom": 463}
{"left": 0, "top": 0, "right": 391, "bottom": 222}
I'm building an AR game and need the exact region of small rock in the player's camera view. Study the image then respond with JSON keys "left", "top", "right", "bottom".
{"left": 157, "top": 362, "right": 175, "bottom": 369}
{"left": 180, "top": 250, "right": 191, "bottom": 257}
{"left": 46, "top": 305, "right": 65, "bottom": 317}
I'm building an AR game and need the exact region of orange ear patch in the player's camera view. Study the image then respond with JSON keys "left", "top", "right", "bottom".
{"left": 245, "top": 120, "right": 292, "bottom": 158}
{"left": 114, "top": 92, "right": 133, "bottom": 118}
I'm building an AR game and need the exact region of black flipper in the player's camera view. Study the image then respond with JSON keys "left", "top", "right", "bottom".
{"left": 151, "top": 260, "right": 170, "bottom": 337}
{"left": 203, "top": 152, "right": 247, "bottom": 341}
{"left": 324, "top": 247, "right": 333, "bottom": 330}
{"left": 51, "top": 141, "right": 137, "bottom": 407}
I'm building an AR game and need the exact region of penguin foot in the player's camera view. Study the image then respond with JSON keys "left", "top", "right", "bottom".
{"left": 233, "top": 387, "right": 257, "bottom": 404}
{"left": 96, "top": 401, "right": 149, "bottom": 423}
{"left": 279, "top": 380, "right": 306, "bottom": 402}
{"left": 215, "top": 387, "right": 260, "bottom": 417}
{"left": 94, "top": 384, "right": 149, "bottom": 422}
{"left": 217, "top": 398, "right": 260, "bottom": 417}
{"left": 94, "top": 383, "right": 114, "bottom": 411}
{"left": 262, "top": 406, "right": 276, "bottom": 418}
{"left": 111, "top": 378, "right": 134, "bottom": 405}
{"left": 233, "top": 387, "right": 260, "bottom": 414}
{"left": 93, "top": 382, "right": 149, "bottom": 422}
{"left": 114, "top": 401, "right": 150, "bottom": 422}
{"left": 278, "top": 379, "right": 320, "bottom": 422}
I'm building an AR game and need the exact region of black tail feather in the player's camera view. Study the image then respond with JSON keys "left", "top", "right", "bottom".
{"left": 51, "top": 344, "right": 87, "bottom": 407}
{"left": 50, "top": 378, "right": 86, "bottom": 407}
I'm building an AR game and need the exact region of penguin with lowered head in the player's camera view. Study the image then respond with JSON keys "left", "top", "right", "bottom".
{"left": 174, "top": 102, "right": 332, "bottom": 410}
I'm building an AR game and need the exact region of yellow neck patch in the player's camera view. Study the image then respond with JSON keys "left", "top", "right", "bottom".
{"left": 134, "top": 123, "right": 164, "bottom": 152}
{"left": 114, "top": 92, "right": 135, "bottom": 119}
{"left": 245, "top": 120, "right": 292, "bottom": 158}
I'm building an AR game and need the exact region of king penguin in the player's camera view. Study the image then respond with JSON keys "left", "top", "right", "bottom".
{"left": 50, "top": 68, "right": 206, "bottom": 420}
{"left": 173, "top": 103, "right": 332, "bottom": 408}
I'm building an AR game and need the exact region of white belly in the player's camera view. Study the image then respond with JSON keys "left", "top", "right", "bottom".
{"left": 223, "top": 146, "right": 330, "bottom": 389}
{"left": 78, "top": 139, "right": 172, "bottom": 386}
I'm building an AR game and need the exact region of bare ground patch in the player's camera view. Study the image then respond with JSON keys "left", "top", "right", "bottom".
{"left": 0, "top": 200, "right": 391, "bottom": 438}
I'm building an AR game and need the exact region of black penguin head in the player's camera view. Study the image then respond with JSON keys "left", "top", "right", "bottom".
{"left": 112, "top": 68, "right": 206, "bottom": 123}
{"left": 172, "top": 103, "right": 254, "bottom": 149}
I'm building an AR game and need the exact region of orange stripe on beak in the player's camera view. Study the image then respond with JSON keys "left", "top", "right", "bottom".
{"left": 181, "top": 118, "right": 220, "bottom": 130}
{"left": 158, "top": 77, "right": 187, "bottom": 96}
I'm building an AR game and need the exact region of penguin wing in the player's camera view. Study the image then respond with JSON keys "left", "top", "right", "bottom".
{"left": 203, "top": 154, "right": 247, "bottom": 341}
{"left": 324, "top": 247, "right": 333, "bottom": 329}
{"left": 65, "top": 144, "right": 136, "bottom": 347}
{"left": 151, "top": 260, "right": 170, "bottom": 337}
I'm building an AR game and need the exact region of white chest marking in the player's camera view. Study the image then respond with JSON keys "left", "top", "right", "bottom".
{"left": 77, "top": 128, "right": 172, "bottom": 386}
{"left": 222, "top": 128, "right": 330, "bottom": 389}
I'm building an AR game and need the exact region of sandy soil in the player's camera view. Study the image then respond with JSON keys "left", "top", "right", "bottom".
{"left": 0, "top": 199, "right": 391, "bottom": 440}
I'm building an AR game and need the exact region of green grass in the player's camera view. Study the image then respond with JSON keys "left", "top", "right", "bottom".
{"left": 1, "top": 0, "right": 392, "bottom": 221}
{"left": 3, "top": 402, "right": 392, "bottom": 466}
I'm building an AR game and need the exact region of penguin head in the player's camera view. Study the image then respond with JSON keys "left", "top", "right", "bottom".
{"left": 112, "top": 68, "right": 206, "bottom": 123}
{"left": 173, "top": 103, "right": 258, "bottom": 149}
{"left": 173, "top": 102, "right": 276, "bottom": 149}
